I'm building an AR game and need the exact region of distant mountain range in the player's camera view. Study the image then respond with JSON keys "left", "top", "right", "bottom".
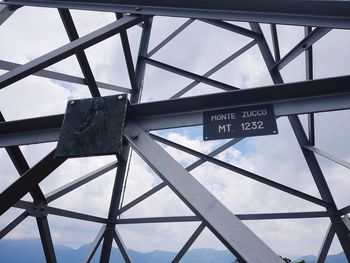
{"left": 0, "top": 239, "right": 347, "bottom": 262}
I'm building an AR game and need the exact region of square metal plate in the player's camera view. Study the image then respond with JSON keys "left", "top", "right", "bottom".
{"left": 55, "top": 95, "right": 128, "bottom": 158}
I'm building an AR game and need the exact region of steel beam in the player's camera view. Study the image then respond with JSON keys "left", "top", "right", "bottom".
{"left": 171, "top": 40, "right": 256, "bottom": 99}
{"left": 143, "top": 57, "right": 239, "bottom": 92}
{"left": 200, "top": 19, "right": 262, "bottom": 40}
{"left": 172, "top": 223, "right": 206, "bottom": 263}
{"left": 340, "top": 205, "right": 350, "bottom": 216}
{"left": 304, "top": 146, "right": 350, "bottom": 170}
{"left": 45, "top": 160, "right": 118, "bottom": 202}
{"left": 0, "top": 2, "right": 20, "bottom": 25}
{"left": 0, "top": 15, "right": 145, "bottom": 89}
{"left": 113, "top": 228, "right": 132, "bottom": 263}
{"left": 82, "top": 226, "right": 106, "bottom": 263}
{"left": 132, "top": 17, "right": 152, "bottom": 103}
{"left": 251, "top": 21, "right": 350, "bottom": 261}
{"left": 99, "top": 147, "right": 130, "bottom": 263}
{"left": 0, "top": 150, "right": 66, "bottom": 215}
{"left": 151, "top": 133, "right": 330, "bottom": 209}
{"left": 0, "top": 59, "right": 131, "bottom": 93}
{"left": 2, "top": 76, "right": 350, "bottom": 146}
{"left": 58, "top": 8, "right": 101, "bottom": 97}
{"left": 36, "top": 217, "right": 57, "bottom": 263}
{"left": 270, "top": 24, "right": 280, "bottom": 61}
{"left": 14, "top": 200, "right": 107, "bottom": 224}
{"left": 4, "top": 0, "right": 350, "bottom": 28}
{"left": 116, "top": 13, "right": 138, "bottom": 93}
{"left": 118, "top": 138, "right": 242, "bottom": 215}
{"left": 0, "top": 211, "right": 27, "bottom": 239}
{"left": 317, "top": 224, "right": 335, "bottom": 263}
{"left": 124, "top": 121, "right": 284, "bottom": 263}
{"left": 147, "top": 18, "right": 194, "bottom": 58}
{"left": 273, "top": 27, "right": 331, "bottom": 71}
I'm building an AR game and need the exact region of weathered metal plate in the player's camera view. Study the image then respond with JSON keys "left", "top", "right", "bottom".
{"left": 55, "top": 95, "right": 128, "bottom": 158}
{"left": 203, "top": 104, "right": 278, "bottom": 141}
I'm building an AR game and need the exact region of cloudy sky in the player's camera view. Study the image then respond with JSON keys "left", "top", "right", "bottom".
{"left": 1, "top": 4, "right": 350, "bottom": 260}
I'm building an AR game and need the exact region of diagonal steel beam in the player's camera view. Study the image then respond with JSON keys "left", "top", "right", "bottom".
{"left": 0, "top": 211, "right": 27, "bottom": 239}
{"left": 58, "top": 8, "right": 100, "bottom": 97}
{"left": 147, "top": 18, "right": 194, "bottom": 58}
{"left": 114, "top": 228, "right": 132, "bottom": 263}
{"left": 151, "top": 133, "right": 331, "bottom": 208}
{"left": 118, "top": 138, "right": 242, "bottom": 215}
{"left": 82, "top": 225, "right": 106, "bottom": 263}
{"left": 0, "top": 2, "right": 20, "bottom": 25}
{"left": 273, "top": 27, "right": 331, "bottom": 71}
{"left": 303, "top": 146, "right": 350, "bottom": 170}
{"left": 172, "top": 223, "right": 206, "bottom": 263}
{"left": 124, "top": 121, "right": 284, "bottom": 263}
{"left": 317, "top": 223, "right": 335, "bottom": 263}
{"left": 200, "top": 19, "right": 262, "bottom": 40}
{"left": 45, "top": 160, "right": 118, "bottom": 202}
{"left": 0, "top": 59, "right": 131, "bottom": 93}
{"left": 116, "top": 13, "right": 139, "bottom": 93}
{"left": 143, "top": 57, "right": 239, "bottom": 92}
{"left": 171, "top": 40, "right": 256, "bottom": 99}
{"left": 0, "top": 150, "right": 66, "bottom": 216}
{"left": 0, "top": 14, "right": 145, "bottom": 89}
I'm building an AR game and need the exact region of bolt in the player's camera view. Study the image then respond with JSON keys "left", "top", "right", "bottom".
{"left": 70, "top": 100, "right": 75, "bottom": 105}
{"left": 118, "top": 95, "right": 123, "bottom": 100}
{"left": 131, "top": 132, "right": 139, "bottom": 140}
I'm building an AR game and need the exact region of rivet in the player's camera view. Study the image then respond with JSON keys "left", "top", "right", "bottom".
{"left": 135, "top": 6, "right": 141, "bottom": 11}
{"left": 70, "top": 100, "right": 75, "bottom": 105}
{"left": 118, "top": 95, "right": 123, "bottom": 100}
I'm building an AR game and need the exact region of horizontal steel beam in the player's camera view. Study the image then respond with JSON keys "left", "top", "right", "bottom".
{"left": 1, "top": 75, "right": 350, "bottom": 147}
{"left": 4, "top": 0, "right": 350, "bottom": 28}
{"left": 0, "top": 14, "right": 145, "bottom": 89}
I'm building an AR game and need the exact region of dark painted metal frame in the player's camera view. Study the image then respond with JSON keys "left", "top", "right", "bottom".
{"left": 1, "top": 1, "right": 350, "bottom": 262}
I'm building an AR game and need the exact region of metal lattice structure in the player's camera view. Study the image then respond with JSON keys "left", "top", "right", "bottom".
{"left": 1, "top": 1, "right": 350, "bottom": 262}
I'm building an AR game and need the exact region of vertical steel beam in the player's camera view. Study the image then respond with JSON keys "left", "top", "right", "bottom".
{"left": 250, "top": 22, "right": 350, "bottom": 261}
{"left": 124, "top": 121, "right": 284, "bottom": 263}
{"left": 131, "top": 17, "right": 153, "bottom": 103}
{"left": 36, "top": 217, "right": 57, "bottom": 263}
{"left": 305, "top": 26, "right": 315, "bottom": 146}
{"left": 270, "top": 24, "right": 280, "bottom": 61}
{"left": 99, "top": 147, "right": 130, "bottom": 263}
{"left": 116, "top": 13, "right": 138, "bottom": 93}
{"left": 58, "top": 8, "right": 101, "bottom": 97}
{"left": 317, "top": 223, "right": 335, "bottom": 263}
{"left": 171, "top": 223, "right": 206, "bottom": 263}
